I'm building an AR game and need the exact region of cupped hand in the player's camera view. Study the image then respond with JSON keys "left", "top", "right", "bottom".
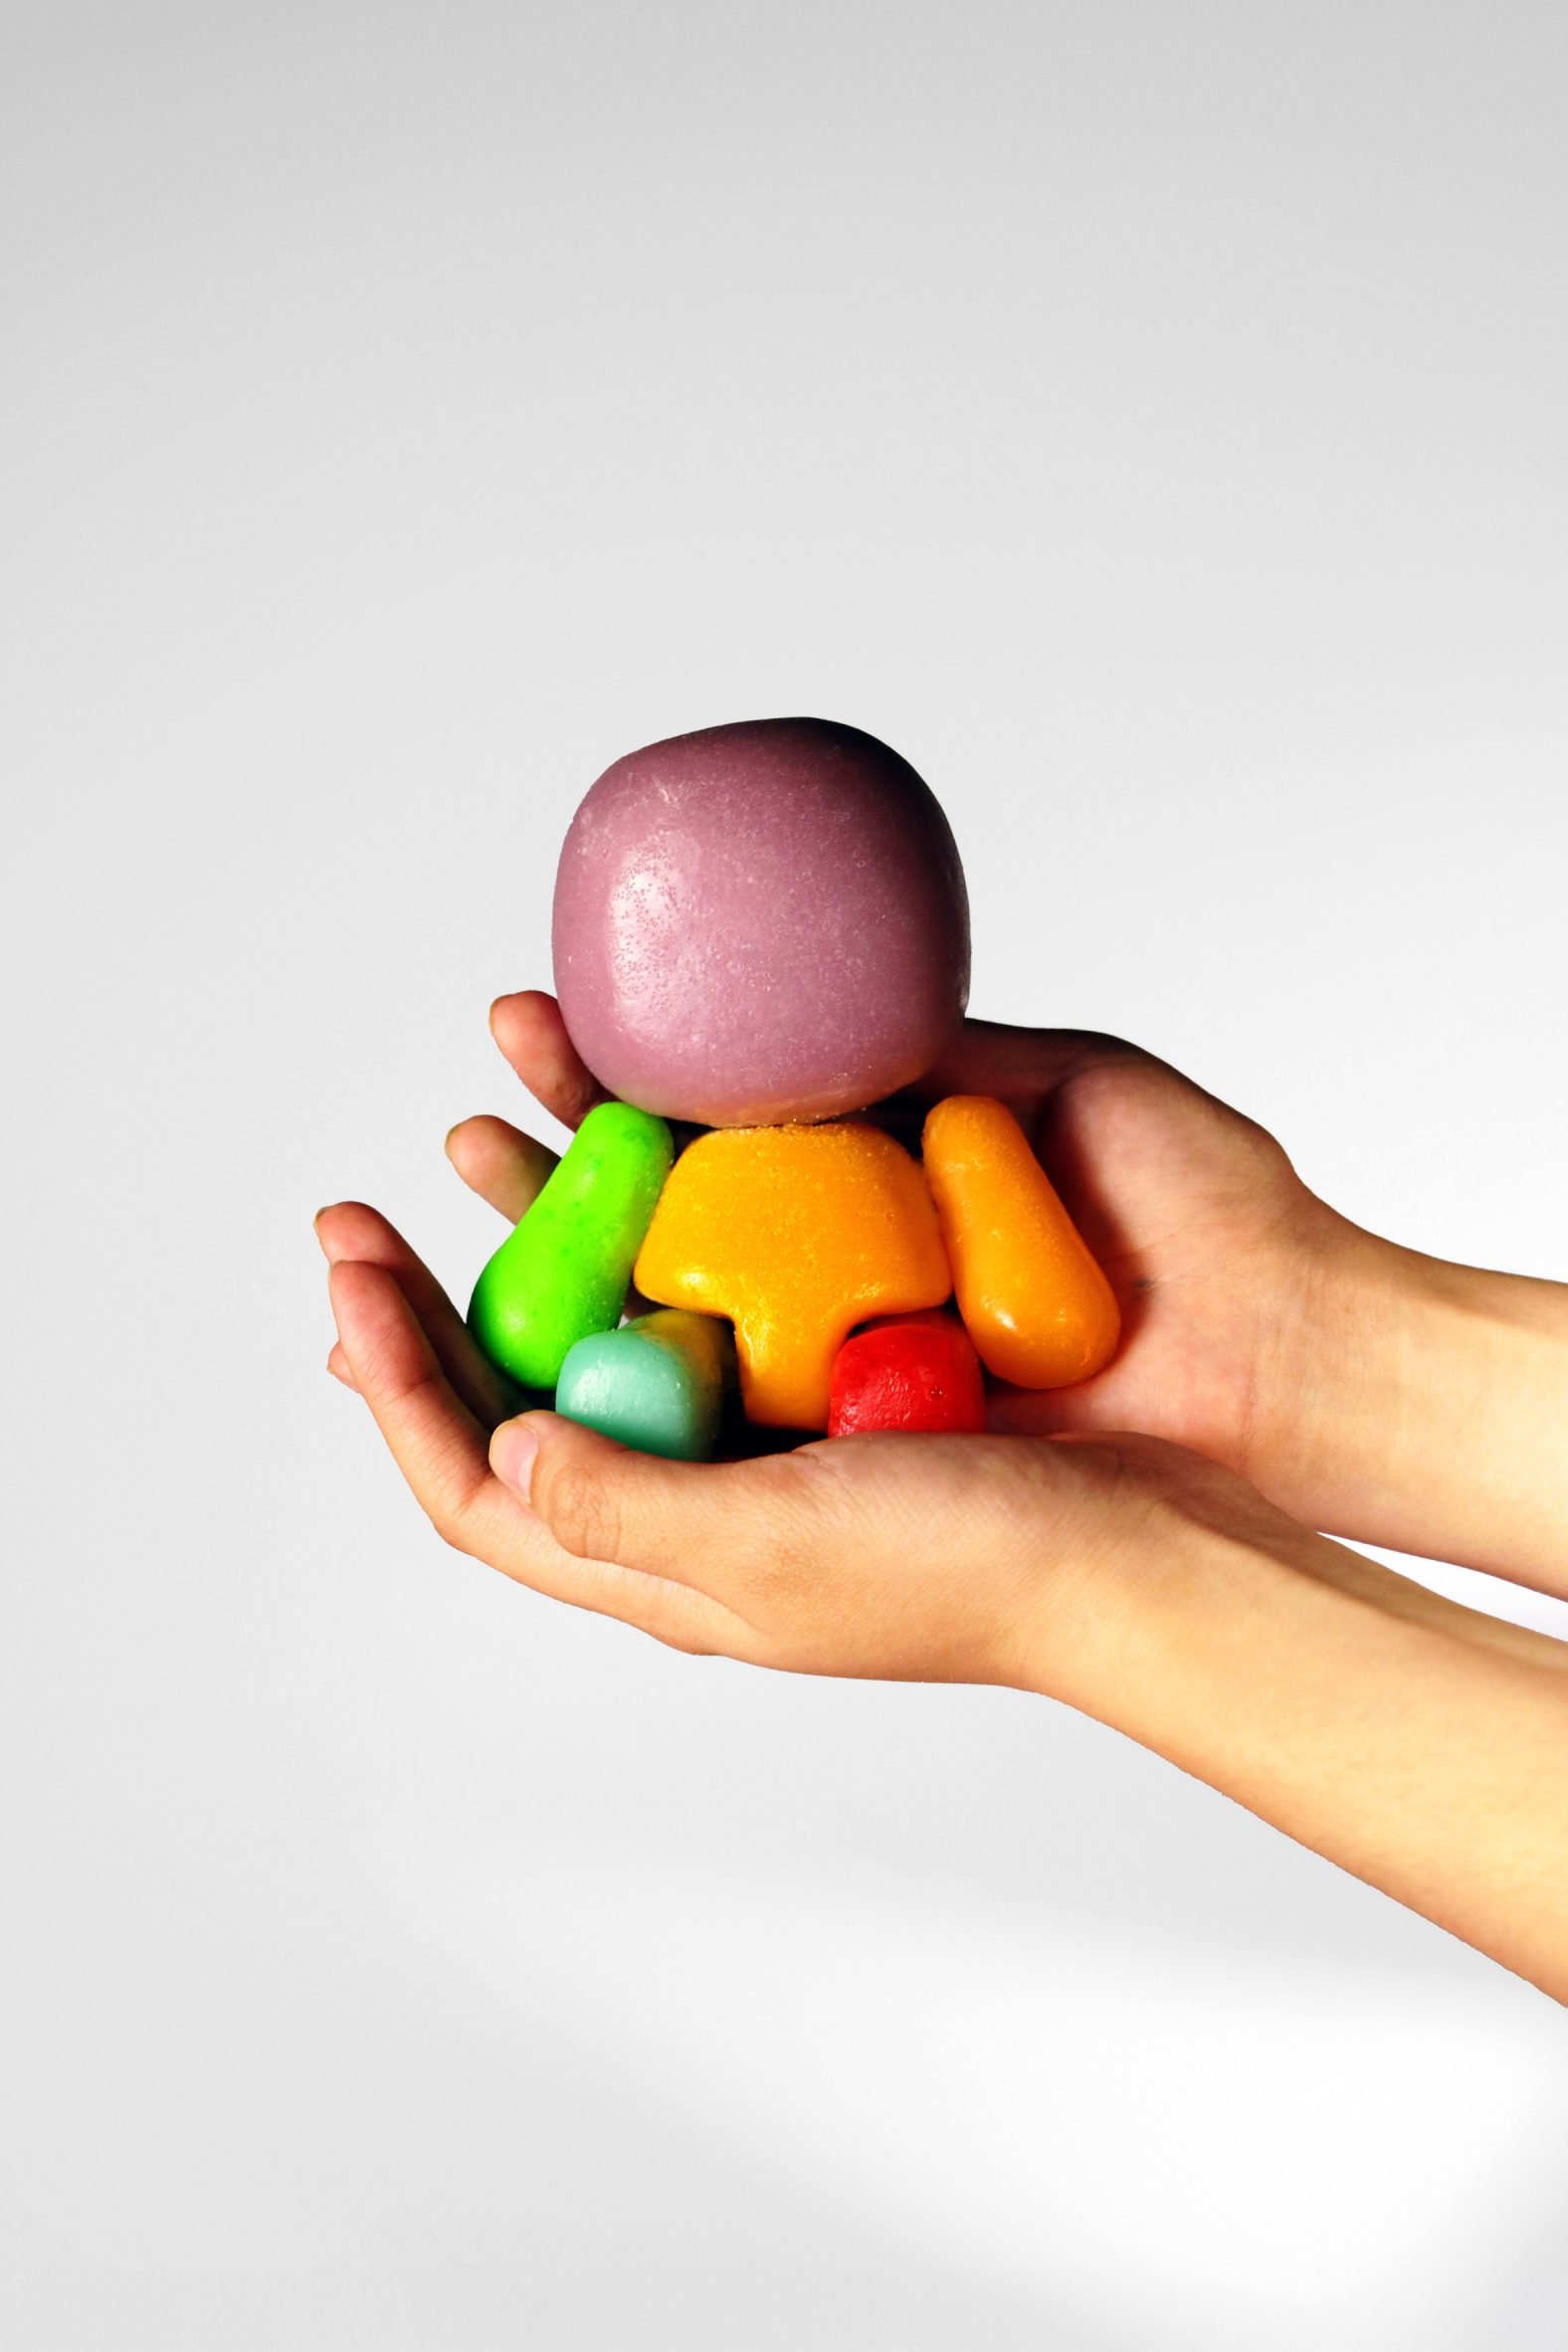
{"left": 319, "top": 997, "right": 1568, "bottom": 1998}
{"left": 316, "top": 1170, "right": 1568, "bottom": 2005}
{"left": 313, "top": 1197, "right": 1558, "bottom": 1690}
{"left": 317, "top": 1190, "right": 1295, "bottom": 1688}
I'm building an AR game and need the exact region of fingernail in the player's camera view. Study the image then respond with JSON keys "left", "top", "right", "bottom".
{"left": 491, "top": 1419, "right": 540, "bottom": 1501}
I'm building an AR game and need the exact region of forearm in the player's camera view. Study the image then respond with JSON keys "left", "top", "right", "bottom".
{"left": 1048, "top": 1519, "right": 1568, "bottom": 2001}
{"left": 1280, "top": 1222, "right": 1568, "bottom": 1592}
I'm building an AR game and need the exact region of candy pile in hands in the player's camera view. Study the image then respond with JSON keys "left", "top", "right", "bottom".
{"left": 467, "top": 717, "right": 1120, "bottom": 1460}
{"left": 468, "top": 1093, "right": 1119, "bottom": 1455}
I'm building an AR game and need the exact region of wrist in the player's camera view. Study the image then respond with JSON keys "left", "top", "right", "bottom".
{"left": 1259, "top": 1217, "right": 1568, "bottom": 1588}
{"left": 1003, "top": 1454, "right": 1292, "bottom": 1715}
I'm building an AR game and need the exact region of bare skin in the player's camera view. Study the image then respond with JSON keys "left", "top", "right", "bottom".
{"left": 319, "top": 991, "right": 1568, "bottom": 2002}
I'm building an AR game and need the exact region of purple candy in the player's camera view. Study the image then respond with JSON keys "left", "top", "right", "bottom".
{"left": 552, "top": 717, "right": 971, "bottom": 1127}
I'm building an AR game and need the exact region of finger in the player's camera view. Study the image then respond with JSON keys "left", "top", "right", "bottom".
{"left": 315, "top": 1200, "right": 522, "bottom": 1426}
{"left": 870, "top": 1021, "right": 1147, "bottom": 1152}
{"left": 896, "top": 1019, "right": 1149, "bottom": 1119}
{"left": 329, "top": 1258, "right": 526, "bottom": 1554}
{"left": 332, "top": 1264, "right": 746, "bottom": 1653}
{"left": 443, "top": 1118, "right": 652, "bottom": 1323}
{"left": 327, "top": 1340, "right": 355, "bottom": 1388}
{"left": 446, "top": 1114, "right": 559, "bottom": 1223}
{"left": 491, "top": 1411, "right": 800, "bottom": 1601}
{"left": 490, "top": 989, "right": 609, "bottom": 1130}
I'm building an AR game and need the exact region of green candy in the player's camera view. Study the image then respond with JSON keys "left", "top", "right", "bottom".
{"left": 555, "top": 1309, "right": 735, "bottom": 1462}
{"left": 468, "top": 1101, "right": 674, "bottom": 1389}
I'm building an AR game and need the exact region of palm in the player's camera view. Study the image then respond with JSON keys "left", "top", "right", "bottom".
{"left": 951, "top": 1037, "right": 1334, "bottom": 1483}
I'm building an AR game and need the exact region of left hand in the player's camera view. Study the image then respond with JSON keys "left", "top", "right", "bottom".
{"left": 314, "top": 1201, "right": 1551, "bottom": 1688}
{"left": 318, "top": 1201, "right": 1568, "bottom": 2001}
{"left": 316, "top": 1195, "right": 1120, "bottom": 1685}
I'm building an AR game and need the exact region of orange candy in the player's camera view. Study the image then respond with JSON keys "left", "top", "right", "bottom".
{"left": 634, "top": 1122, "right": 951, "bottom": 1429}
{"left": 921, "top": 1094, "right": 1120, "bottom": 1388}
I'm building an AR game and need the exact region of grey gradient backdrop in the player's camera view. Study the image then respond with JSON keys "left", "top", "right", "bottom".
{"left": 4, "top": 4, "right": 1567, "bottom": 2347}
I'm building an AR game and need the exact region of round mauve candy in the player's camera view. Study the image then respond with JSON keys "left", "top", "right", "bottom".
{"left": 552, "top": 717, "right": 971, "bottom": 1127}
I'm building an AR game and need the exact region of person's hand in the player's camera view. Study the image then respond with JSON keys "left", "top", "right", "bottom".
{"left": 445, "top": 992, "right": 1568, "bottom": 1591}
{"left": 316, "top": 1205, "right": 1568, "bottom": 2000}
{"left": 316, "top": 1192, "right": 1110, "bottom": 1683}
{"left": 319, "top": 991, "right": 1568, "bottom": 2001}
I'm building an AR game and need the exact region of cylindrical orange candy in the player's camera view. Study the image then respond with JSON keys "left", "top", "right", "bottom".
{"left": 921, "top": 1095, "right": 1120, "bottom": 1388}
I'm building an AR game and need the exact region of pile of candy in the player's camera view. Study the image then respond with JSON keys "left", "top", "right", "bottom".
{"left": 467, "top": 718, "right": 1120, "bottom": 1459}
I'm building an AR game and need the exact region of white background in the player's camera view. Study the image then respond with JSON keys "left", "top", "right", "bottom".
{"left": 4, "top": 4, "right": 1567, "bottom": 2345}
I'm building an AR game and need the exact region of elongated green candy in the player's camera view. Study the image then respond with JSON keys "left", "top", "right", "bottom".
{"left": 555, "top": 1309, "right": 735, "bottom": 1461}
{"left": 468, "top": 1101, "right": 674, "bottom": 1388}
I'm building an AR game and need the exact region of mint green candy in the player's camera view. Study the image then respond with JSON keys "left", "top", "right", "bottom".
{"left": 468, "top": 1101, "right": 674, "bottom": 1389}
{"left": 555, "top": 1309, "right": 735, "bottom": 1461}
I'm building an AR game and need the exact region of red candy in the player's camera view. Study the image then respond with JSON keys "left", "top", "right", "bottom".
{"left": 827, "top": 1312, "right": 987, "bottom": 1438}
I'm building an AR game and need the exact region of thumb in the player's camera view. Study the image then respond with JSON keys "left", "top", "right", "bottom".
{"left": 916, "top": 1019, "right": 1148, "bottom": 1105}
{"left": 490, "top": 1411, "right": 753, "bottom": 1583}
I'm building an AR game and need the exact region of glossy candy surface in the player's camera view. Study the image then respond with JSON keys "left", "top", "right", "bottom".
{"left": 552, "top": 717, "right": 971, "bottom": 1126}
{"left": 921, "top": 1094, "right": 1120, "bottom": 1388}
{"left": 555, "top": 1308, "right": 734, "bottom": 1461}
{"left": 827, "top": 1311, "right": 987, "bottom": 1437}
{"left": 468, "top": 1101, "right": 674, "bottom": 1389}
{"left": 635, "top": 1121, "right": 951, "bottom": 1429}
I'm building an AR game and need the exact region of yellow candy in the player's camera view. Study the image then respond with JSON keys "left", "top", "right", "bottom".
{"left": 634, "top": 1122, "right": 951, "bottom": 1429}
{"left": 921, "top": 1094, "right": 1120, "bottom": 1388}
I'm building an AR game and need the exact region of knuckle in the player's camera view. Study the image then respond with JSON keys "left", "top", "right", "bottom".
{"left": 427, "top": 1492, "right": 474, "bottom": 1556}
{"left": 539, "top": 1455, "right": 623, "bottom": 1562}
{"left": 423, "top": 1455, "right": 490, "bottom": 1559}
{"left": 750, "top": 1512, "right": 807, "bottom": 1590}
{"left": 1055, "top": 1053, "right": 1150, "bottom": 1116}
{"left": 657, "top": 1627, "right": 717, "bottom": 1659}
